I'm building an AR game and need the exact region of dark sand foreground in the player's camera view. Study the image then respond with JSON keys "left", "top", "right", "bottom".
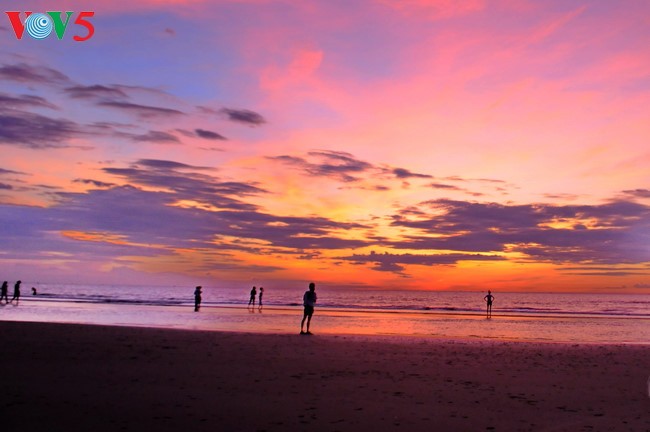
{"left": 1, "top": 322, "right": 648, "bottom": 431}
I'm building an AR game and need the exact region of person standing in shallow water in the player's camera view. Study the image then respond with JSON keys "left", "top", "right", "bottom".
{"left": 258, "top": 287, "right": 264, "bottom": 309}
{"left": 0, "top": 281, "right": 8, "bottom": 303}
{"left": 248, "top": 286, "right": 257, "bottom": 307}
{"left": 194, "top": 286, "right": 202, "bottom": 312}
{"left": 484, "top": 290, "right": 494, "bottom": 318}
{"left": 11, "top": 280, "right": 21, "bottom": 304}
{"left": 300, "top": 282, "right": 317, "bottom": 335}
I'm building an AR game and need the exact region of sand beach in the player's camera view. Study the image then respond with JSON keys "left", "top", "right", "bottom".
{"left": 1, "top": 321, "right": 648, "bottom": 431}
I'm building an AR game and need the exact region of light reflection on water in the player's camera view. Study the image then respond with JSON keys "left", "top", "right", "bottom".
{"left": 1, "top": 299, "right": 648, "bottom": 344}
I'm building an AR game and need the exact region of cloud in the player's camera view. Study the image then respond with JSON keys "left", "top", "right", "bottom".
{"left": 0, "top": 159, "right": 371, "bottom": 270}
{"left": 0, "top": 92, "right": 58, "bottom": 110}
{"left": 132, "top": 130, "right": 180, "bottom": 143}
{"left": 195, "top": 128, "right": 226, "bottom": 140}
{"left": 339, "top": 250, "right": 504, "bottom": 275}
{"left": 64, "top": 85, "right": 129, "bottom": 99}
{"left": 307, "top": 150, "right": 372, "bottom": 178}
{"left": 429, "top": 182, "right": 463, "bottom": 191}
{"left": 543, "top": 193, "right": 582, "bottom": 201}
{"left": 556, "top": 266, "right": 650, "bottom": 277}
{"left": 392, "top": 167, "right": 432, "bottom": 179}
{"left": 558, "top": 271, "right": 648, "bottom": 277}
{"left": 73, "top": 179, "right": 116, "bottom": 188}
{"left": 0, "top": 110, "right": 81, "bottom": 149}
{"left": 0, "top": 168, "right": 24, "bottom": 176}
{"left": 0, "top": 63, "right": 70, "bottom": 85}
{"left": 269, "top": 150, "right": 373, "bottom": 182}
{"left": 389, "top": 199, "right": 650, "bottom": 264}
{"left": 98, "top": 101, "right": 184, "bottom": 119}
{"left": 220, "top": 108, "right": 266, "bottom": 126}
{"left": 269, "top": 151, "right": 504, "bottom": 191}
{"left": 622, "top": 189, "right": 650, "bottom": 199}
{"left": 133, "top": 159, "right": 212, "bottom": 171}
{"left": 102, "top": 159, "right": 265, "bottom": 211}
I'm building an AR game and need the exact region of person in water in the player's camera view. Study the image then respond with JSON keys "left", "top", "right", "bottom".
{"left": 300, "top": 282, "right": 317, "bottom": 335}
{"left": 11, "top": 280, "right": 21, "bottom": 303}
{"left": 248, "top": 286, "right": 257, "bottom": 306}
{"left": 484, "top": 290, "right": 494, "bottom": 317}
{"left": 0, "top": 281, "right": 8, "bottom": 303}
{"left": 258, "top": 286, "right": 264, "bottom": 308}
{"left": 194, "top": 286, "right": 202, "bottom": 312}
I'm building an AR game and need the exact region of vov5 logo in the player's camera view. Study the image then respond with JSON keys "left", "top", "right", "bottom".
{"left": 6, "top": 11, "right": 95, "bottom": 41}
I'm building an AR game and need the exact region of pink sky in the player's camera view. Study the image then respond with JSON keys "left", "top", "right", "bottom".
{"left": 1, "top": 0, "right": 649, "bottom": 292}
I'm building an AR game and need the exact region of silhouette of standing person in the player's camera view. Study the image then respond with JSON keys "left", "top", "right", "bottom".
{"left": 194, "top": 286, "right": 202, "bottom": 312}
{"left": 484, "top": 290, "right": 494, "bottom": 318}
{"left": 11, "top": 280, "right": 21, "bottom": 304}
{"left": 300, "top": 282, "right": 317, "bottom": 335}
{"left": 32, "top": 287, "right": 37, "bottom": 295}
{"left": 0, "top": 281, "right": 8, "bottom": 303}
{"left": 258, "top": 287, "right": 264, "bottom": 309}
{"left": 248, "top": 286, "right": 257, "bottom": 307}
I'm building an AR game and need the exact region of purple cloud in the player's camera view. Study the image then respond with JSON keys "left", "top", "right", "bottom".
{"left": 0, "top": 111, "right": 81, "bottom": 149}
{"left": 220, "top": 108, "right": 266, "bottom": 126}
{"left": 0, "top": 63, "right": 70, "bottom": 85}
{"left": 392, "top": 168, "right": 432, "bottom": 179}
{"left": 389, "top": 198, "right": 650, "bottom": 264}
{"left": 270, "top": 150, "right": 374, "bottom": 182}
{"left": 132, "top": 130, "right": 180, "bottom": 143}
{"left": 623, "top": 189, "right": 650, "bottom": 199}
{"left": 98, "top": 101, "right": 184, "bottom": 119}
{"left": 0, "top": 92, "right": 58, "bottom": 110}
{"left": 64, "top": 85, "right": 129, "bottom": 99}
{"left": 195, "top": 129, "right": 226, "bottom": 140}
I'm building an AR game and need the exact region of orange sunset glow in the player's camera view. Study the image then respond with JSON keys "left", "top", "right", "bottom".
{"left": 1, "top": 0, "right": 649, "bottom": 292}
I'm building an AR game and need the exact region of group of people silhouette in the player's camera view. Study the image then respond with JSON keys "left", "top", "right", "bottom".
{"left": 247, "top": 286, "right": 264, "bottom": 309}
{"left": 191, "top": 283, "right": 494, "bottom": 334}
{"left": 1, "top": 280, "right": 22, "bottom": 304}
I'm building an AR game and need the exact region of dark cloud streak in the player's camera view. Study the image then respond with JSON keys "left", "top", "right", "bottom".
{"left": 195, "top": 129, "right": 226, "bottom": 140}
{"left": 0, "top": 111, "right": 81, "bottom": 149}
{"left": 0, "top": 63, "right": 70, "bottom": 85}
{"left": 0, "top": 92, "right": 58, "bottom": 110}
{"left": 64, "top": 85, "right": 129, "bottom": 99}
{"left": 132, "top": 130, "right": 180, "bottom": 143}
{"left": 220, "top": 108, "right": 266, "bottom": 126}
{"left": 98, "top": 101, "right": 184, "bottom": 118}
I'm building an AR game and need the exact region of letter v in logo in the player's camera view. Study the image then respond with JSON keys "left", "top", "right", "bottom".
{"left": 5, "top": 11, "right": 33, "bottom": 39}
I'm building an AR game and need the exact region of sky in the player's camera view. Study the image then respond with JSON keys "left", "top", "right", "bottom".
{"left": 1, "top": 0, "right": 649, "bottom": 293}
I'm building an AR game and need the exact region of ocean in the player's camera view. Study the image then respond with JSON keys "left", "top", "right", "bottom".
{"left": 1, "top": 283, "right": 648, "bottom": 344}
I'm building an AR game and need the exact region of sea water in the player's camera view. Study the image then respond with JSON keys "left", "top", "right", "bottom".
{"left": 1, "top": 283, "right": 648, "bottom": 344}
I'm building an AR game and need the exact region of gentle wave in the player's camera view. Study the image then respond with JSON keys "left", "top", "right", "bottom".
{"left": 24, "top": 293, "right": 650, "bottom": 319}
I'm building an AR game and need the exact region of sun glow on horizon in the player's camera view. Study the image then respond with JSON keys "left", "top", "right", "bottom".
{"left": 0, "top": 1, "right": 649, "bottom": 292}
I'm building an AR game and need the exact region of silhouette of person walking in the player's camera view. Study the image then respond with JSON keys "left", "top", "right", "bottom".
{"left": 300, "top": 282, "right": 317, "bottom": 335}
{"left": 484, "top": 290, "right": 494, "bottom": 318}
{"left": 194, "top": 286, "right": 202, "bottom": 312}
{"left": 11, "top": 280, "right": 21, "bottom": 304}
{"left": 248, "top": 286, "right": 257, "bottom": 307}
{"left": 258, "top": 287, "right": 264, "bottom": 308}
{"left": 0, "top": 281, "right": 8, "bottom": 303}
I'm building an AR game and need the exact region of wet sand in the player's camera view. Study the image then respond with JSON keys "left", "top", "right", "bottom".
{"left": 1, "top": 321, "right": 648, "bottom": 431}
